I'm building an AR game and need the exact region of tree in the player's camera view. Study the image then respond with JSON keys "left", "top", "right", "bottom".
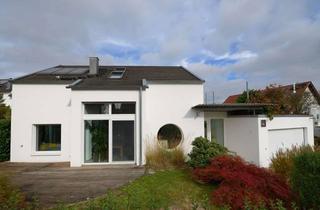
{"left": 236, "top": 84, "right": 315, "bottom": 115}
{"left": 0, "top": 93, "right": 11, "bottom": 120}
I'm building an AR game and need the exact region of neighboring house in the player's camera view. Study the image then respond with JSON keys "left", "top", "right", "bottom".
{"left": 0, "top": 79, "right": 12, "bottom": 106}
{"left": 10, "top": 57, "right": 314, "bottom": 167}
{"left": 224, "top": 81, "right": 320, "bottom": 139}
{"left": 224, "top": 81, "right": 320, "bottom": 128}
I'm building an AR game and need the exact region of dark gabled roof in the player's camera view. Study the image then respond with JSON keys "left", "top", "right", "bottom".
{"left": 192, "top": 103, "right": 272, "bottom": 112}
{"left": 0, "top": 79, "right": 12, "bottom": 93}
{"left": 13, "top": 65, "right": 204, "bottom": 90}
{"left": 223, "top": 81, "right": 320, "bottom": 105}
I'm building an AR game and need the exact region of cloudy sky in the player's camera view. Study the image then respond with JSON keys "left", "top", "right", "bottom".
{"left": 1, "top": 0, "right": 320, "bottom": 102}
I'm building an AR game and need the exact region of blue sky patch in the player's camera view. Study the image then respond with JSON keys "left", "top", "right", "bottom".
{"left": 97, "top": 42, "right": 141, "bottom": 61}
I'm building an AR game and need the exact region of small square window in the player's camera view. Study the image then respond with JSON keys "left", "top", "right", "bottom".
{"left": 112, "top": 103, "right": 135, "bottom": 114}
{"left": 84, "top": 103, "right": 109, "bottom": 114}
{"left": 36, "top": 124, "right": 61, "bottom": 151}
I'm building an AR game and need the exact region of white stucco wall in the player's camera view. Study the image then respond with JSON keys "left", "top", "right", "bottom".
{"left": 204, "top": 114, "right": 314, "bottom": 167}
{"left": 305, "top": 87, "right": 320, "bottom": 126}
{"left": 69, "top": 90, "right": 140, "bottom": 167}
{"left": 11, "top": 84, "right": 71, "bottom": 162}
{"left": 142, "top": 83, "right": 204, "bottom": 164}
{"left": 310, "top": 104, "right": 320, "bottom": 127}
{"left": 10, "top": 81, "right": 204, "bottom": 167}
{"left": 224, "top": 117, "right": 260, "bottom": 165}
{"left": 258, "top": 116, "right": 314, "bottom": 167}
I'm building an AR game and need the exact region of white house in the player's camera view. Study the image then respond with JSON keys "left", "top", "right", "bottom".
{"left": 10, "top": 57, "right": 314, "bottom": 167}
{"left": 224, "top": 81, "right": 320, "bottom": 137}
{"left": 0, "top": 79, "right": 12, "bottom": 106}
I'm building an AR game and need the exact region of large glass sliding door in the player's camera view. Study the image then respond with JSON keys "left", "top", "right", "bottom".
{"left": 84, "top": 120, "right": 109, "bottom": 163}
{"left": 112, "top": 121, "right": 134, "bottom": 161}
{"left": 83, "top": 102, "right": 136, "bottom": 164}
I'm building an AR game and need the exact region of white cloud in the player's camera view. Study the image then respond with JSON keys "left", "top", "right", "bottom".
{"left": 0, "top": 0, "right": 319, "bottom": 101}
{"left": 202, "top": 49, "right": 258, "bottom": 60}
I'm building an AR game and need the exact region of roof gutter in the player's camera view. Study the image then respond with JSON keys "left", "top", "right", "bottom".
{"left": 66, "top": 79, "right": 83, "bottom": 88}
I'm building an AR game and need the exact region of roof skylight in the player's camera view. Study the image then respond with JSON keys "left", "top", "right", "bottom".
{"left": 109, "top": 67, "right": 126, "bottom": 79}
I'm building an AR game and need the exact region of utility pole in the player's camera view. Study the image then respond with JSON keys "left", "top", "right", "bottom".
{"left": 246, "top": 81, "right": 249, "bottom": 103}
{"left": 204, "top": 92, "right": 207, "bottom": 104}
{"left": 212, "top": 91, "right": 215, "bottom": 104}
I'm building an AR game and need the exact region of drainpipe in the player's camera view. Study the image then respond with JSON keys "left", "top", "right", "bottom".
{"left": 139, "top": 79, "right": 148, "bottom": 166}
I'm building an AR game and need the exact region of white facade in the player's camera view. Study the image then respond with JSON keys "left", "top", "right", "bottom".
{"left": 11, "top": 82, "right": 204, "bottom": 166}
{"left": 11, "top": 81, "right": 314, "bottom": 168}
{"left": 305, "top": 87, "right": 320, "bottom": 127}
{"left": 11, "top": 84, "right": 71, "bottom": 162}
{"left": 205, "top": 114, "right": 314, "bottom": 167}
{"left": 142, "top": 83, "right": 204, "bottom": 163}
{"left": 1, "top": 92, "right": 11, "bottom": 106}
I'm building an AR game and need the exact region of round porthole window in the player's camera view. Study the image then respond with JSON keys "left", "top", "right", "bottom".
{"left": 157, "top": 124, "right": 182, "bottom": 149}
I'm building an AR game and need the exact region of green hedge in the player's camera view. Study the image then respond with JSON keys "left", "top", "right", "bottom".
{"left": 291, "top": 151, "right": 320, "bottom": 209}
{"left": 0, "top": 119, "right": 10, "bottom": 161}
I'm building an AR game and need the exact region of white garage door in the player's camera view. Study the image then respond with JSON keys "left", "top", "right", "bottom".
{"left": 268, "top": 128, "right": 305, "bottom": 158}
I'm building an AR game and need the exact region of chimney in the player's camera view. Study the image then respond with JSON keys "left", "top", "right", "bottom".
{"left": 293, "top": 83, "right": 296, "bottom": 94}
{"left": 89, "top": 57, "right": 99, "bottom": 75}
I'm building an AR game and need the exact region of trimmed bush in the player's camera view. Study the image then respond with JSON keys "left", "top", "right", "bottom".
{"left": 270, "top": 145, "right": 320, "bottom": 180}
{"left": 145, "top": 144, "right": 186, "bottom": 171}
{"left": 0, "top": 119, "right": 10, "bottom": 161}
{"left": 187, "top": 136, "right": 227, "bottom": 168}
{"left": 193, "top": 155, "right": 294, "bottom": 210}
{"left": 291, "top": 151, "right": 320, "bottom": 209}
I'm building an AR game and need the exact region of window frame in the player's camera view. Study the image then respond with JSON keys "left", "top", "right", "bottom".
{"left": 157, "top": 123, "right": 183, "bottom": 150}
{"left": 32, "top": 124, "right": 62, "bottom": 156}
{"left": 82, "top": 101, "right": 136, "bottom": 165}
{"left": 109, "top": 70, "right": 125, "bottom": 79}
{"left": 84, "top": 103, "right": 110, "bottom": 115}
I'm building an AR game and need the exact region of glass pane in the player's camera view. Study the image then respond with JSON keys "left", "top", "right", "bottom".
{"left": 112, "top": 121, "right": 134, "bottom": 161}
{"left": 36, "top": 124, "right": 61, "bottom": 151}
{"left": 157, "top": 124, "right": 182, "bottom": 149}
{"left": 84, "top": 120, "right": 109, "bottom": 163}
{"left": 112, "top": 103, "right": 135, "bottom": 114}
{"left": 211, "top": 119, "right": 224, "bottom": 146}
{"left": 110, "top": 71, "right": 124, "bottom": 79}
{"left": 84, "top": 103, "right": 109, "bottom": 114}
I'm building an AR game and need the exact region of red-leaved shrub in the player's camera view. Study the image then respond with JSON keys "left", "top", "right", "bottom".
{"left": 193, "top": 155, "right": 294, "bottom": 209}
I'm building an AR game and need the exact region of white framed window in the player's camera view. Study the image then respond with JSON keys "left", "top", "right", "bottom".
{"left": 109, "top": 67, "right": 126, "bottom": 79}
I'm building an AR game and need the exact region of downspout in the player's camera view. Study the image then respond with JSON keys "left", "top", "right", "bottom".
{"left": 139, "top": 79, "right": 148, "bottom": 166}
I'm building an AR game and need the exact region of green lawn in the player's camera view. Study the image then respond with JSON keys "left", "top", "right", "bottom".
{"left": 57, "top": 169, "right": 215, "bottom": 210}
